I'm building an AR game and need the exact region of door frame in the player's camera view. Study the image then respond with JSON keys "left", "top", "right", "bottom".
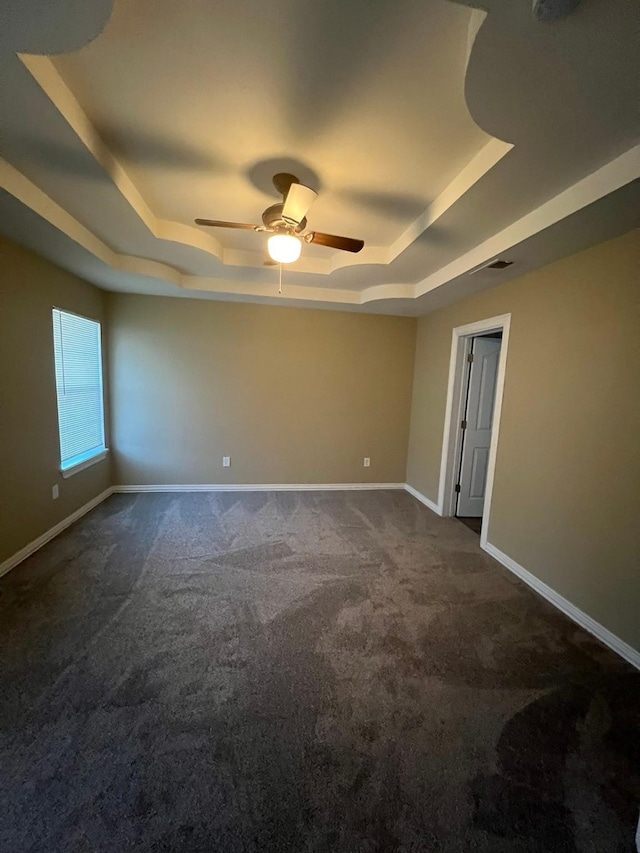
{"left": 437, "top": 313, "right": 511, "bottom": 548}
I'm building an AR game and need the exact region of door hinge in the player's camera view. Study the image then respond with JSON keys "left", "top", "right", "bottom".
{"left": 454, "top": 484, "right": 461, "bottom": 493}
{"left": 460, "top": 419, "right": 467, "bottom": 430}
{"left": 467, "top": 352, "right": 474, "bottom": 363}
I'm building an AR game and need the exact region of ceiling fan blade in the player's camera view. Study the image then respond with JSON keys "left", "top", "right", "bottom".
{"left": 306, "top": 232, "right": 364, "bottom": 253}
{"left": 282, "top": 183, "right": 318, "bottom": 226}
{"left": 194, "top": 219, "right": 257, "bottom": 230}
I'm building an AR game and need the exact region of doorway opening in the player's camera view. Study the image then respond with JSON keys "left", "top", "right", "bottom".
{"left": 437, "top": 314, "right": 511, "bottom": 548}
{"left": 455, "top": 331, "right": 502, "bottom": 535}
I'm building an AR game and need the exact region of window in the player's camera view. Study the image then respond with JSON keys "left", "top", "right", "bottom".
{"left": 52, "top": 308, "right": 107, "bottom": 476}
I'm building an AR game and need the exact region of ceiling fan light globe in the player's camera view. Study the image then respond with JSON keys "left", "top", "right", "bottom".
{"left": 268, "top": 234, "right": 301, "bottom": 264}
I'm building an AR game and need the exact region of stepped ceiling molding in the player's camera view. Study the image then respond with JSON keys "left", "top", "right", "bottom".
{"left": 1, "top": 0, "right": 638, "bottom": 315}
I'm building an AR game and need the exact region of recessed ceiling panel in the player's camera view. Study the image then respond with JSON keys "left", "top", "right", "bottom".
{"left": 52, "top": 0, "right": 489, "bottom": 247}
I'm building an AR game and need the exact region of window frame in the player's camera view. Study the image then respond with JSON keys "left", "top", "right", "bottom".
{"left": 52, "top": 307, "right": 109, "bottom": 479}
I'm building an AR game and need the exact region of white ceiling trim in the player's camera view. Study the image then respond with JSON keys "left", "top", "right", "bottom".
{"left": 0, "top": 157, "right": 422, "bottom": 306}
{"left": 0, "top": 158, "right": 352, "bottom": 301}
{"left": 1, "top": 158, "right": 112, "bottom": 268}
{"left": 16, "top": 53, "right": 511, "bottom": 277}
{"left": 3, "top": 144, "right": 638, "bottom": 309}
{"left": 18, "top": 53, "right": 228, "bottom": 261}
{"left": 414, "top": 143, "right": 640, "bottom": 299}
{"left": 386, "top": 137, "right": 511, "bottom": 262}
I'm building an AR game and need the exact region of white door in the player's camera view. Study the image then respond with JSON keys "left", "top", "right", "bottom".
{"left": 456, "top": 336, "right": 501, "bottom": 517}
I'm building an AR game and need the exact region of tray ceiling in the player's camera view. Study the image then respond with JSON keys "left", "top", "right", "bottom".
{"left": 1, "top": 0, "right": 638, "bottom": 314}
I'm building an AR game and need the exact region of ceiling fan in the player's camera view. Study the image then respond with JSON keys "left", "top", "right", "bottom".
{"left": 195, "top": 173, "right": 364, "bottom": 264}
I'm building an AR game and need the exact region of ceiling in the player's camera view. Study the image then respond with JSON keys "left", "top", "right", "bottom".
{"left": 1, "top": 0, "right": 638, "bottom": 315}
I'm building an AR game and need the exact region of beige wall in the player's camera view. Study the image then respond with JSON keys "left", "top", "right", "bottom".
{"left": 0, "top": 238, "right": 111, "bottom": 565}
{"left": 107, "top": 294, "right": 416, "bottom": 486}
{"left": 407, "top": 228, "right": 640, "bottom": 651}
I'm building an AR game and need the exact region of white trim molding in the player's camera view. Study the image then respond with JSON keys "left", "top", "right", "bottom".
{"left": 113, "top": 483, "right": 406, "bottom": 493}
{"left": 61, "top": 448, "right": 109, "bottom": 479}
{"left": 403, "top": 483, "right": 640, "bottom": 670}
{"left": 0, "top": 487, "right": 114, "bottom": 578}
{"left": 436, "top": 313, "right": 511, "bottom": 549}
{"left": 483, "top": 541, "right": 640, "bottom": 671}
{"left": 404, "top": 483, "right": 442, "bottom": 515}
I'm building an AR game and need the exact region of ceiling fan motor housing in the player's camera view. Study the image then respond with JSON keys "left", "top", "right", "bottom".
{"left": 261, "top": 203, "right": 283, "bottom": 229}
{"left": 262, "top": 203, "right": 306, "bottom": 232}
{"left": 195, "top": 173, "right": 361, "bottom": 251}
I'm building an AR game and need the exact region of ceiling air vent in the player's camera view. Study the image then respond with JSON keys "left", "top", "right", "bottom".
{"left": 469, "top": 259, "right": 514, "bottom": 275}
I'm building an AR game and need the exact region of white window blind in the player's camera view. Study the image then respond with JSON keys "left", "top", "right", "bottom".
{"left": 52, "top": 308, "right": 106, "bottom": 472}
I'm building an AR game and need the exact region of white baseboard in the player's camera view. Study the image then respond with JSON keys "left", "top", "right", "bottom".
{"left": 404, "top": 483, "right": 442, "bottom": 515}
{"left": 0, "top": 487, "right": 114, "bottom": 578}
{"left": 483, "top": 541, "right": 640, "bottom": 671}
{"left": 113, "top": 483, "right": 405, "bottom": 493}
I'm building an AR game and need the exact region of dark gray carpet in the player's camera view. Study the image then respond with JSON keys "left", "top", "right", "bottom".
{"left": 1, "top": 491, "right": 638, "bottom": 852}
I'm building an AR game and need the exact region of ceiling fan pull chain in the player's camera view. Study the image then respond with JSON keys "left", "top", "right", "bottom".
{"left": 279, "top": 263, "right": 282, "bottom": 295}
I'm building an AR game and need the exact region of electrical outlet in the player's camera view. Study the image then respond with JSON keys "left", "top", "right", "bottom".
{"left": 52, "top": 484, "right": 59, "bottom": 500}
{"left": 222, "top": 456, "right": 231, "bottom": 468}
{"left": 363, "top": 457, "right": 371, "bottom": 468}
